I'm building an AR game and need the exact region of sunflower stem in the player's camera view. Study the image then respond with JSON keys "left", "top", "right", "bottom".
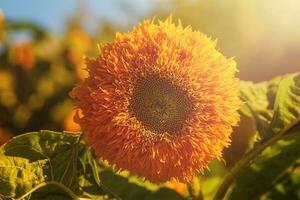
{"left": 188, "top": 180, "right": 203, "bottom": 200}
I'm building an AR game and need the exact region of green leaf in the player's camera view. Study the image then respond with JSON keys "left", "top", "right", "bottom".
{"left": 99, "top": 169, "right": 152, "bottom": 200}
{"left": 145, "top": 188, "right": 185, "bottom": 200}
{"left": 0, "top": 153, "right": 48, "bottom": 198}
{"left": 263, "top": 165, "right": 300, "bottom": 200}
{"left": 266, "top": 73, "right": 300, "bottom": 138}
{"left": 77, "top": 144, "right": 105, "bottom": 198}
{"left": 99, "top": 169, "right": 187, "bottom": 200}
{"left": 240, "top": 73, "right": 300, "bottom": 141}
{"left": 0, "top": 130, "right": 186, "bottom": 200}
{"left": 239, "top": 76, "right": 282, "bottom": 138}
{"left": 0, "top": 130, "right": 82, "bottom": 199}
{"left": 29, "top": 182, "right": 78, "bottom": 200}
{"left": 227, "top": 131, "right": 300, "bottom": 199}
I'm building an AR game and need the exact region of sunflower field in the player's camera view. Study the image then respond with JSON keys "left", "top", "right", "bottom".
{"left": 0, "top": 1, "right": 300, "bottom": 200}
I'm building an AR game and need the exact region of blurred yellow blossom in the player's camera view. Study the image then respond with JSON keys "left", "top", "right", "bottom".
{"left": 0, "top": 70, "right": 17, "bottom": 107}
{"left": 9, "top": 42, "right": 36, "bottom": 71}
{"left": 0, "top": 10, "right": 5, "bottom": 43}
{"left": 165, "top": 181, "right": 187, "bottom": 196}
{"left": 0, "top": 128, "right": 12, "bottom": 146}
{"left": 66, "top": 28, "right": 91, "bottom": 80}
{"left": 64, "top": 108, "right": 82, "bottom": 132}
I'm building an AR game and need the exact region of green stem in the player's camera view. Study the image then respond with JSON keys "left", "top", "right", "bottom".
{"left": 188, "top": 181, "right": 203, "bottom": 200}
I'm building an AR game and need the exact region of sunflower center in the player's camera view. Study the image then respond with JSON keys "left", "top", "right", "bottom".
{"left": 130, "top": 76, "right": 191, "bottom": 134}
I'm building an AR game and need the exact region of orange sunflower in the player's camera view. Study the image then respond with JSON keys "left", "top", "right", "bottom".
{"left": 71, "top": 18, "right": 240, "bottom": 183}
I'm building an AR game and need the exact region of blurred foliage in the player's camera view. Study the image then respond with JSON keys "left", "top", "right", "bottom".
{"left": 0, "top": 11, "right": 116, "bottom": 142}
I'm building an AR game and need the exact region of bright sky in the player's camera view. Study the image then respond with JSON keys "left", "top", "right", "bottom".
{"left": 0, "top": 0, "right": 155, "bottom": 33}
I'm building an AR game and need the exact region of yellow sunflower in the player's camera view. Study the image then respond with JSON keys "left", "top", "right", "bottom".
{"left": 71, "top": 18, "right": 240, "bottom": 183}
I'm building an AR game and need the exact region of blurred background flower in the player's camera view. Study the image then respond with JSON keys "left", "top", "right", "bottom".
{"left": 0, "top": 127, "right": 12, "bottom": 146}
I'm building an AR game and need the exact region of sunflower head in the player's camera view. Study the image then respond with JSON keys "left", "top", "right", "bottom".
{"left": 71, "top": 18, "right": 240, "bottom": 183}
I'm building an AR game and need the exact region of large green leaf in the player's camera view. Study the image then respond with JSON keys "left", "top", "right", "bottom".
{"left": 239, "top": 76, "right": 282, "bottom": 138}
{"left": 0, "top": 153, "right": 48, "bottom": 198}
{"left": 0, "top": 130, "right": 187, "bottom": 200}
{"left": 266, "top": 73, "right": 300, "bottom": 138}
{"left": 99, "top": 169, "right": 186, "bottom": 200}
{"left": 145, "top": 188, "right": 186, "bottom": 200}
{"left": 240, "top": 73, "right": 300, "bottom": 141}
{"left": 28, "top": 182, "right": 78, "bottom": 200}
{"left": 100, "top": 169, "right": 150, "bottom": 200}
{"left": 263, "top": 164, "right": 300, "bottom": 200}
{"left": 0, "top": 130, "right": 82, "bottom": 199}
{"left": 227, "top": 130, "right": 300, "bottom": 199}
{"left": 77, "top": 144, "right": 105, "bottom": 198}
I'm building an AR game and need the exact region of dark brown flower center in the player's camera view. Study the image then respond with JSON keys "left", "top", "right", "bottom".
{"left": 130, "top": 76, "right": 192, "bottom": 134}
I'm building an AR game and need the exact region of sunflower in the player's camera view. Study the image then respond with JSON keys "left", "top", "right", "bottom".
{"left": 71, "top": 18, "right": 240, "bottom": 183}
